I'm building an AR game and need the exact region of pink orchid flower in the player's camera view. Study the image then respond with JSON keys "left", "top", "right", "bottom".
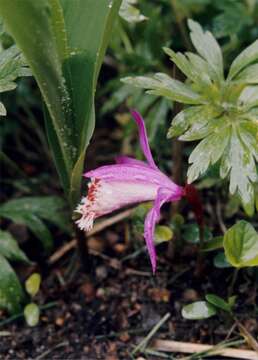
{"left": 75, "top": 110, "right": 184, "bottom": 273}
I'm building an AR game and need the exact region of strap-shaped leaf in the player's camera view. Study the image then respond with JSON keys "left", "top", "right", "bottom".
{"left": 0, "top": 0, "right": 121, "bottom": 207}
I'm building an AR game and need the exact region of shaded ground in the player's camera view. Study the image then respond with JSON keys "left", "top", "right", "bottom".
{"left": 1, "top": 226, "right": 257, "bottom": 359}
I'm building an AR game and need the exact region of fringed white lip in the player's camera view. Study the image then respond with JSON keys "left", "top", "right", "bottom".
{"left": 75, "top": 177, "right": 160, "bottom": 232}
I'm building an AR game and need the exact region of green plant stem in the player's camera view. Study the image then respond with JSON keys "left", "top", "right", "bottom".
{"left": 74, "top": 224, "right": 91, "bottom": 273}
{"left": 118, "top": 20, "right": 133, "bottom": 53}
{"left": 228, "top": 268, "right": 239, "bottom": 297}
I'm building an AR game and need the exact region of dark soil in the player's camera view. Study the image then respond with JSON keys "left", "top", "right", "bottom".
{"left": 1, "top": 227, "right": 257, "bottom": 360}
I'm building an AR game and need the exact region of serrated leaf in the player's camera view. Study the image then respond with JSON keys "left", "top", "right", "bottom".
{"left": 228, "top": 39, "right": 258, "bottom": 80}
{"left": 168, "top": 105, "right": 220, "bottom": 139}
{"left": 212, "top": 2, "right": 251, "bottom": 39}
{"left": 235, "top": 64, "right": 258, "bottom": 84}
{"left": 188, "top": 19, "right": 223, "bottom": 81}
{"left": 164, "top": 47, "right": 203, "bottom": 84}
{"left": 186, "top": 52, "right": 216, "bottom": 88}
{"left": 0, "top": 254, "right": 25, "bottom": 314}
{"left": 0, "top": 102, "right": 6, "bottom": 116}
{"left": 24, "top": 303, "right": 40, "bottom": 327}
{"left": 25, "top": 273, "right": 41, "bottom": 297}
{"left": 224, "top": 220, "right": 258, "bottom": 268}
{"left": 205, "top": 294, "right": 231, "bottom": 312}
{"left": 0, "top": 230, "right": 30, "bottom": 263}
{"left": 122, "top": 74, "right": 204, "bottom": 104}
{"left": 182, "top": 301, "right": 217, "bottom": 320}
{"left": 0, "top": 45, "right": 31, "bottom": 114}
{"left": 220, "top": 127, "right": 257, "bottom": 215}
{"left": 188, "top": 123, "right": 231, "bottom": 182}
{"left": 239, "top": 86, "right": 258, "bottom": 109}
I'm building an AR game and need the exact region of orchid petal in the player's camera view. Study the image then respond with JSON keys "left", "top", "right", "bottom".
{"left": 130, "top": 109, "right": 158, "bottom": 170}
{"left": 115, "top": 155, "right": 150, "bottom": 168}
{"left": 144, "top": 188, "right": 178, "bottom": 273}
{"left": 84, "top": 164, "right": 177, "bottom": 190}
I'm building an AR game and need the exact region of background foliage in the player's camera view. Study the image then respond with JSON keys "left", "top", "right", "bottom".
{"left": 0, "top": 0, "right": 258, "bottom": 339}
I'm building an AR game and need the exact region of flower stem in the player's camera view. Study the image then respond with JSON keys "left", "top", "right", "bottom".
{"left": 228, "top": 268, "right": 239, "bottom": 297}
{"left": 74, "top": 224, "right": 92, "bottom": 273}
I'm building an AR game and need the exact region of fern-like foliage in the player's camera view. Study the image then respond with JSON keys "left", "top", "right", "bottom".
{"left": 0, "top": 45, "right": 31, "bottom": 115}
{"left": 123, "top": 20, "right": 258, "bottom": 214}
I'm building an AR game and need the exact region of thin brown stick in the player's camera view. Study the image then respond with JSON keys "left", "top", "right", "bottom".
{"left": 153, "top": 339, "right": 258, "bottom": 360}
{"left": 48, "top": 208, "right": 134, "bottom": 265}
{"left": 236, "top": 319, "right": 258, "bottom": 354}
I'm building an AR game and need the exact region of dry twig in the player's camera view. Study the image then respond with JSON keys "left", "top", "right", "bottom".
{"left": 152, "top": 339, "right": 258, "bottom": 360}
{"left": 48, "top": 208, "right": 134, "bottom": 265}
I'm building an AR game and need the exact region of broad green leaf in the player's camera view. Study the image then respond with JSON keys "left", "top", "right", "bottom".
{"left": 213, "top": 252, "right": 232, "bottom": 268}
{"left": 0, "top": 254, "right": 25, "bottom": 314}
{"left": 188, "top": 19, "right": 223, "bottom": 81}
{"left": 154, "top": 225, "right": 173, "bottom": 244}
{"left": 228, "top": 40, "right": 258, "bottom": 80}
{"left": 224, "top": 220, "right": 258, "bottom": 268}
{"left": 6, "top": 213, "right": 53, "bottom": 252}
{"left": 205, "top": 294, "right": 231, "bottom": 312}
{"left": 123, "top": 73, "right": 203, "bottom": 104}
{"left": 0, "top": 196, "right": 70, "bottom": 251}
{"left": 25, "top": 273, "right": 41, "bottom": 297}
{"left": 119, "top": 0, "right": 147, "bottom": 23}
{"left": 182, "top": 301, "right": 217, "bottom": 320}
{"left": 0, "top": 230, "right": 29, "bottom": 263}
{"left": 182, "top": 223, "right": 212, "bottom": 244}
{"left": 24, "top": 303, "right": 40, "bottom": 327}
{"left": 202, "top": 236, "right": 223, "bottom": 252}
{"left": 0, "top": 196, "right": 70, "bottom": 232}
